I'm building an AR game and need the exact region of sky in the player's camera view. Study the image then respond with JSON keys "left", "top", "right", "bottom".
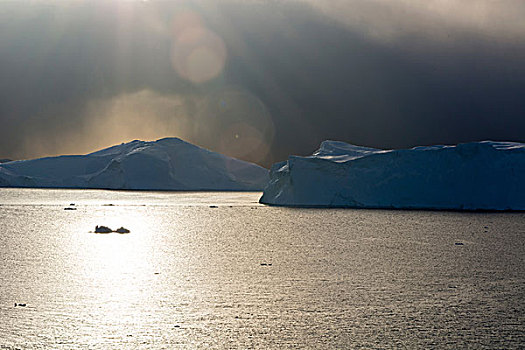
{"left": 1, "top": 0, "right": 524, "bottom": 167}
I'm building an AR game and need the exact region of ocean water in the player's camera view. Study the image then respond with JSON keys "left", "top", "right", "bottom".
{"left": 0, "top": 188, "right": 523, "bottom": 349}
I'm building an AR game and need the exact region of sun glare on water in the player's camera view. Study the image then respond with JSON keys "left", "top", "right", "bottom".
{"left": 74, "top": 205, "right": 163, "bottom": 306}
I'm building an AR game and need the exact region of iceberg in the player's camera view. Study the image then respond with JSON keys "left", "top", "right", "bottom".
{"left": 260, "top": 140, "right": 525, "bottom": 210}
{"left": 0, "top": 138, "right": 268, "bottom": 191}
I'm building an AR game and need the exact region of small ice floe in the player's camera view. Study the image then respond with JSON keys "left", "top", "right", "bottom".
{"left": 94, "top": 226, "right": 130, "bottom": 234}
{"left": 115, "top": 227, "right": 130, "bottom": 234}
{"left": 64, "top": 203, "right": 77, "bottom": 210}
{"left": 95, "top": 225, "right": 112, "bottom": 234}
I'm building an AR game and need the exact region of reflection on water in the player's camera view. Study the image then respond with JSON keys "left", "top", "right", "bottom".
{"left": 0, "top": 189, "right": 524, "bottom": 348}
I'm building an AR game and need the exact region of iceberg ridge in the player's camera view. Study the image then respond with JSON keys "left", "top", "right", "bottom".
{"left": 260, "top": 140, "right": 525, "bottom": 210}
{"left": 0, "top": 137, "right": 269, "bottom": 191}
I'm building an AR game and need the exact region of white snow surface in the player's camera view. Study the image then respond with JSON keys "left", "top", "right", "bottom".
{"left": 0, "top": 138, "right": 269, "bottom": 191}
{"left": 260, "top": 140, "right": 525, "bottom": 210}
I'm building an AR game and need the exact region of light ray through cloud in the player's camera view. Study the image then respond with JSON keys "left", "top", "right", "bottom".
{"left": 0, "top": 0, "right": 523, "bottom": 167}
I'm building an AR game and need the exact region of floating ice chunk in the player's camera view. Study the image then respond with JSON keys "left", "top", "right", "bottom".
{"left": 115, "top": 227, "right": 130, "bottom": 234}
{"left": 95, "top": 225, "right": 112, "bottom": 234}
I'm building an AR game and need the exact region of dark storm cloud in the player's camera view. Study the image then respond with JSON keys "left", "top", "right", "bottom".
{"left": 1, "top": 0, "right": 524, "bottom": 167}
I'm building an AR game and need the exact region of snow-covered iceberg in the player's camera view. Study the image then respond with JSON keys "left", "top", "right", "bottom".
{"left": 0, "top": 138, "right": 268, "bottom": 191}
{"left": 260, "top": 141, "right": 525, "bottom": 210}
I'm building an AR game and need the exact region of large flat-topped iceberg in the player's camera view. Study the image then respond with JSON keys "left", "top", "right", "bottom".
{"left": 0, "top": 138, "right": 268, "bottom": 191}
{"left": 260, "top": 141, "right": 525, "bottom": 210}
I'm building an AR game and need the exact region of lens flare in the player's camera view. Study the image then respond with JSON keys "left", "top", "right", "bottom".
{"left": 219, "top": 123, "right": 271, "bottom": 165}
{"left": 170, "top": 11, "right": 227, "bottom": 84}
{"left": 204, "top": 88, "right": 275, "bottom": 165}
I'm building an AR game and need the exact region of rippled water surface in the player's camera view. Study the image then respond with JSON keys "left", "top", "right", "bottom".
{"left": 0, "top": 188, "right": 524, "bottom": 349}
